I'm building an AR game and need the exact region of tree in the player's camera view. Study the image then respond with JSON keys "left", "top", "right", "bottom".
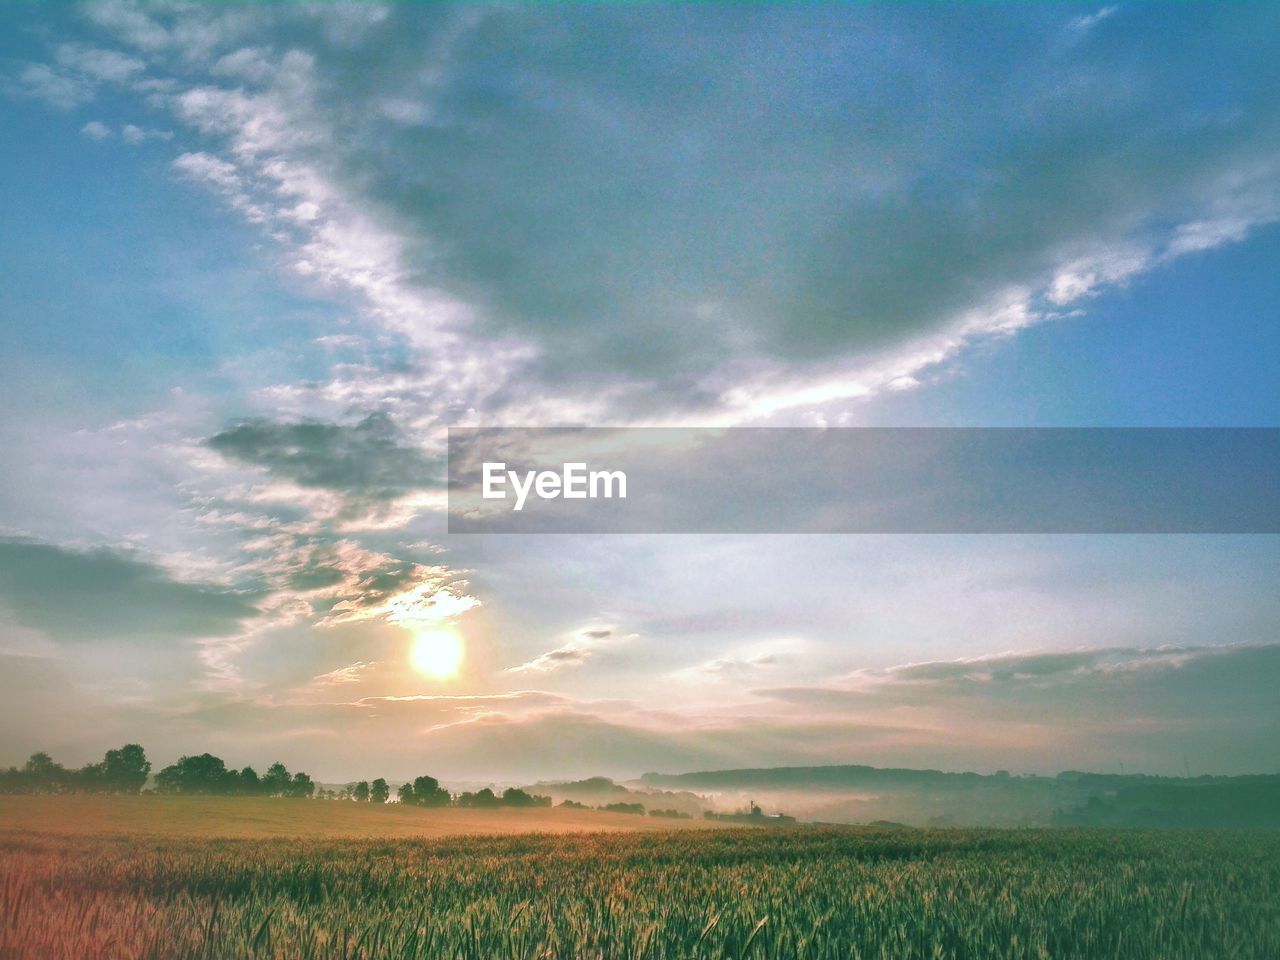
{"left": 23, "top": 752, "right": 69, "bottom": 793}
{"left": 353, "top": 780, "right": 370, "bottom": 802}
{"left": 501, "top": 787, "right": 549, "bottom": 808}
{"left": 370, "top": 778, "right": 389, "bottom": 804}
{"left": 457, "top": 787, "right": 498, "bottom": 809}
{"left": 287, "top": 771, "right": 315, "bottom": 799}
{"left": 235, "top": 766, "right": 261, "bottom": 795}
{"left": 410, "top": 775, "right": 451, "bottom": 807}
{"left": 74, "top": 761, "right": 105, "bottom": 793}
{"left": 101, "top": 744, "right": 150, "bottom": 794}
{"left": 601, "top": 802, "right": 645, "bottom": 815}
{"left": 155, "top": 754, "right": 231, "bottom": 794}
{"left": 262, "top": 762, "right": 292, "bottom": 797}
{"left": 397, "top": 782, "right": 414, "bottom": 805}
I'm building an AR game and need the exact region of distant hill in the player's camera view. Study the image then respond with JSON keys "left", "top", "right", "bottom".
{"left": 524, "top": 777, "right": 707, "bottom": 818}
{"left": 642, "top": 764, "right": 991, "bottom": 791}
{"left": 639, "top": 765, "right": 1280, "bottom": 828}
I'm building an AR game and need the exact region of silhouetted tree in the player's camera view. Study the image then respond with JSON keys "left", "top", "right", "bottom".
{"left": 457, "top": 787, "right": 499, "bottom": 809}
{"left": 601, "top": 802, "right": 645, "bottom": 815}
{"left": 501, "top": 787, "right": 550, "bottom": 808}
{"left": 24, "top": 752, "right": 69, "bottom": 793}
{"left": 74, "top": 760, "right": 105, "bottom": 793}
{"left": 396, "top": 782, "right": 414, "bottom": 804}
{"left": 234, "top": 766, "right": 261, "bottom": 795}
{"left": 287, "top": 771, "right": 315, "bottom": 799}
{"left": 354, "top": 780, "right": 370, "bottom": 802}
{"left": 410, "top": 775, "right": 451, "bottom": 807}
{"left": 0, "top": 746, "right": 324, "bottom": 800}
{"left": 262, "top": 762, "right": 292, "bottom": 797}
{"left": 101, "top": 744, "right": 150, "bottom": 794}
{"left": 370, "top": 778, "right": 389, "bottom": 803}
{"left": 155, "top": 754, "right": 231, "bottom": 794}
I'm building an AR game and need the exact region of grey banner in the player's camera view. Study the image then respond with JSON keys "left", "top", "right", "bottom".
{"left": 447, "top": 428, "right": 1280, "bottom": 534}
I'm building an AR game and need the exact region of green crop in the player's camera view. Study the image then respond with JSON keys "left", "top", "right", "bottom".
{"left": 2, "top": 828, "right": 1277, "bottom": 958}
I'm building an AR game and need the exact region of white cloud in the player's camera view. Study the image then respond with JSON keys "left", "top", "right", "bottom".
{"left": 211, "top": 47, "right": 277, "bottom": 84}
{"left": 121, "top": 123, "right": 172, "bottom": 144}
{"left": 17, "top": 63, "right": 94, "bottom": 109}
{"left": 1165, "top": 218, "right": 1252, "bottom": 258}
{"left": 321, "top": 576, "right": 479, "bottom": 630}
{"left": 308, "top": 660, "right": 377, "bottom": 686}
{"left": 85, "top": 121, "right": 173, "bottom": 144}
{"left": 55, "top": 43, "right": 145, "bottom": 83}
{"left": 173, "top": 151, "right": 240, "bottom": 191}
{"left": 80, "top": 120, "right": 112, "bottom": 141}
{"left": 1069, "top": 6, "right": 1119, "bottom": 34}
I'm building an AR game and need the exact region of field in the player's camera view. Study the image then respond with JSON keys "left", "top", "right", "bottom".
{"left": 2, "top": 799, "right": 1278, "bottom": 959}
{"left": 0, "top": 795, "right": 723, "bottom": 840}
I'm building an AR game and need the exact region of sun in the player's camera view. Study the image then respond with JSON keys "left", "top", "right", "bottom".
{"left": 410, "top": 629, "right": 464, "bottom": 679}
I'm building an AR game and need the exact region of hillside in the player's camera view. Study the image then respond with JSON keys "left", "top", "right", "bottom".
{"left": 639, "top": 765, "right": 1280, "bottom": 828}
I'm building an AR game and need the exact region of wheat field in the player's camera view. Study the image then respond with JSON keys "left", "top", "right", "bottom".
{"left": 1, "top": 803, "right": 1277, "bottom": 959}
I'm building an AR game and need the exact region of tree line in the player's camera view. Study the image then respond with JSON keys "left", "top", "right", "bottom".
{"left": 0, "top": 745, "right": 151, "bottom": 795}
{"left": 0, "top": 745, "right": 551, "bottom": 807}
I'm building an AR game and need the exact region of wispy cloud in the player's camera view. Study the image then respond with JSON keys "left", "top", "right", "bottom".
{"left": 1069, "top": 6, "right": 1119, "bottom": 35}
{"left": 506, "top": 626, "right": 623, "bottom": 675}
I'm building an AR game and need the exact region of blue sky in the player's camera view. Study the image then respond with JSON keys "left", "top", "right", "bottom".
{"left": 0, "top": 2, "right": 1277, "bottom": 782}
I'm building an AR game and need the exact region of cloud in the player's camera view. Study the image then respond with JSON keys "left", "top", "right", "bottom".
{"left": 11, "top": 42, "right": 145, "bottom": 109}
{"left": 80, "top": 119, "right": 111, "bottom": 140}
{"left": 79, "top": 120, "right": 173, "bottom": 143}
{"left": 306, "top": 659, "right": 377, "bottom": 687}
{"left": 680, "top": 638, "right": 806, "bottom": 684}
{"left": 208, "top": 413, "right": 436, "bottom": 496}
{"left": 201, "top": 411, "right": 455, "bottom": 534}
{"left": 0, "top": 538, "right": 260, "bottom": 644}
{"left": 3, "top": 4, "right": 1279, "bottom": 783}
{"left": 1069, "top": 6, "right": 1119, "bottom": 34}
{"left": 54, "top": 43, "right": 144, "bottom": 83}
{"left": 120, "top": 123, "right": 172, "bottom": 144}
{"left": 8, "top": 3, "right": 1278, "bottom": 432}
{"left": 111, "top": 4, "right": 1280, "bottom": 428}
{"left": 173, "top": 150, "right": 241, "bottom": 190}
{"left": 323, "top": 576, "right": 479, "bottom": 629}
{"left": 756, "top": 643, "right": 1280, "bottom": 772}
{"left": 200, "top": 529, "right": 478, "bottom": 633}
{"left": 506, "top": 625, "right": 621, "bottom": 675}
{"left": 15, "top": 63, "right": 95, "bottom": 109}
{"left": 332, "top": 5, "right": 1280, "bottom": 390}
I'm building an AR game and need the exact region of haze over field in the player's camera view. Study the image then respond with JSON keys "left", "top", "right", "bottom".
{"left": 1, "top": 2, "right": 1278, "bottom": 786}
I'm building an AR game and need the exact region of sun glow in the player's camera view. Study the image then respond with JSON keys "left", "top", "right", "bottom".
{"left": 410, "top": 629, "right": 464, "bottom": 679}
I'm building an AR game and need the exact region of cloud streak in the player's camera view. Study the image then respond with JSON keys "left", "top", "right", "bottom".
{"left": 506, "top": 626, "right": 622, "bottom": 675}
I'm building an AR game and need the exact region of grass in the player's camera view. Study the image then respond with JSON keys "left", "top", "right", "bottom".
{"left": 1, "top": 798, "right": 1277, "bottom": 958}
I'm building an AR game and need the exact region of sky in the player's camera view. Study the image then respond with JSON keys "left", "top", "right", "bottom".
{"left": 0, "top": 1, "right": 1277, "bottom": 784}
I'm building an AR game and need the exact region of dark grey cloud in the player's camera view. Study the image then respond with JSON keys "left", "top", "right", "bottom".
{"left": 0, "top": 538, "right": 259, "bottom": 643}
{"left": 207, "top": 412, "right": 438, "bottom": 499}
{"left": 890, "top": 651, "right": 1102, "bottom": 683}
{"left": 319, "top": 3, "right": 1280, "bottom": 378}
